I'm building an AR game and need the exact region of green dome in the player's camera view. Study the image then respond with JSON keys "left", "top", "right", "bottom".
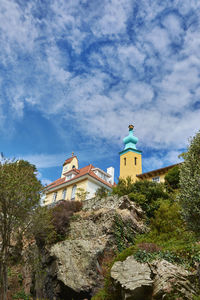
{"left": 123, "top": 125, "right": 138, "bottom": 150}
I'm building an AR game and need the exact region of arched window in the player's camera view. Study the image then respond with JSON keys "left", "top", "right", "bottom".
{"left": 71, "top": 185, "right": 77, "bottom": 200}
{"left": 124, "top": 157, "right": 126, "bottom": 166}
{"left": 134, "top": 157, "right": 137, "bottom": 165}
{"left": 62, "top": 188, "right": 67, "bottom": 200}
{"left": 52, "top": 192, "right": 57, "bottom": 203}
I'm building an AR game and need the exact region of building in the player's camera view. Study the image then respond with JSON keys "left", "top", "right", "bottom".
{"left": 43, "top": 154, "right": 114, "bottom": 205}
{"left": 136, "top": 163, "right": 179, "bottom": 183}
{"left": 119, "top": 125, "right": 179, "bottom": 183}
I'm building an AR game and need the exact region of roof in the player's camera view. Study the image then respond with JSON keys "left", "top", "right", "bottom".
{"left": 63, "top": 168, "right": 80, "bottom": 176}
{"left": 63, "top": 156, "right": 77, "bottom": 166}
{"left": 136, "top": 163, "right": 180, "bottom": 179}
{"left": 45, "top": 164, "right": 113, "bottom": 192}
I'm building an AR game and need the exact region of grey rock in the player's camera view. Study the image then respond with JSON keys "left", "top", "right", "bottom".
{"left": 45, "top": 195, "right": 145, "bottom": 297}
{"left": 111, "top": 257, "right": 196, "bottom": 300}
{"left": 50, "top": 239, "right": 107, "bottom": 293}
{"left": 111, "top": 256, "right": 153, "bottom": 300}
{"left": 151, "top": 259, "right": 196, "bottom": 299}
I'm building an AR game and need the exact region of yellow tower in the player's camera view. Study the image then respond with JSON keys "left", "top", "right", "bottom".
{"left": 119, "top": 125, "right": 142, "bottom": 182}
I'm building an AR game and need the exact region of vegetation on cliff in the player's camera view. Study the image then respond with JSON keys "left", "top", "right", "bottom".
{"left": 92, "top": 130, "right": 200, "bottom": 300}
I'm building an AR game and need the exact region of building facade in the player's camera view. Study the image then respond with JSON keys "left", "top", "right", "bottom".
{"left": 43, "top": 154, "right": 114, "bottom": 205}
{"left": 119, "top": 125, "right": 179, "bottom": 183}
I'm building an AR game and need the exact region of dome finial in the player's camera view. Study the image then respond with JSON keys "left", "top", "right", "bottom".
{"left": 129, "top": 124, "right": 134, "bottom": 131}
{"left": 123, "top": 124, "right": 138, "bottom": 150}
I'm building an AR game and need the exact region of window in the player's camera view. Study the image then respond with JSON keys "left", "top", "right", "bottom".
{"left": 124, "top": 157, "right": 126, "bottom": 166}
{"left": 52, "top": 192, "right": 57, "bottom": 202}
{"left": 62, "top": 188, "right": 66, "bottom": 200}
{"left": 134, "top": 157, "right": 137, "bottom": 165}
{"left": 152, "top": 176, "right": 160, "bottom": 183}
{"left": 66, "top": 173, "right": 75, "bottom": 180}
{"left": 63, "top": 165, "right": 69, "bottom": 172}
{"left": 71, "top": 185, "right": 77, "bottom": 200}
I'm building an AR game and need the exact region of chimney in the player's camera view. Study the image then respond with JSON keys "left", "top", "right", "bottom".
{"left": 107, "top": 167, "right": 115, "bottom": 185}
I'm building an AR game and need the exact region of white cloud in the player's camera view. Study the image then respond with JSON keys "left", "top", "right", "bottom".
{"left": 0, "top": 0, "right": 200, "bottom": 170}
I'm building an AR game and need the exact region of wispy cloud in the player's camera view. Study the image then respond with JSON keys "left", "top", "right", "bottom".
{"left": 0, "top": 0, "right": 200, "bottom": 180}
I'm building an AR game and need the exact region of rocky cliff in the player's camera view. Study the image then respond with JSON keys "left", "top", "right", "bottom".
{"left": 24, "top": 195, "right": 199, "bottom": 300}
{"left": 30, "top": 195, "right": 145, "bottom": 299}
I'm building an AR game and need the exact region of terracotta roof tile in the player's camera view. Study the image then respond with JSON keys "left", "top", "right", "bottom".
{"left": 46, "top": 164, "right": 113, "bottom": 191}
{"left": 63, "top": 156, "right": 77, "bottom": 166}
{"left": 46, "top": 177, "right": 66, "bottom": 189}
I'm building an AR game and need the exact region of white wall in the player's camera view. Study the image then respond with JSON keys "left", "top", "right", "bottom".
{"left": 86, "top": 180, "right": 101, "bottom": 199}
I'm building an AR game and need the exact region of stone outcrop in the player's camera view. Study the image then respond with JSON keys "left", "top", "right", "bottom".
{"left": 37, "top": 195, "right": 145, "bottom": 299}
{"left": 111, "top": 256, "right": 153, "bottom": 300}
{"left": 111, "top": 256, "right": 196, "bottom": 300}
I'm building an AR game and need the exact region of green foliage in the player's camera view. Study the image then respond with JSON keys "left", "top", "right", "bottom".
{"left": 113, "top": 246, "right": 135, "bottom": 263}
{"left": 113, "top": 215, "right": 135, "bottom": 252}
{"left": 0, "top": 157, "right": 42, "bottom": 298}
{"left": 112, "top": 176, "right": 134, "bottom": 196}
{"left": 91, "top": 288, "right": 109, "bottom": 300}
{"left": 76, "top": 188, "right": 89, "bottom": 201}
{"left": 94, "top": 169, "right": 200, "bottom": 299}
{"left": 164, "top": 165, "right": 180, "bottom": 191}
{"left": 95, "top": 187, "right": 109, "bottom": 198}
{"left": 149, "top": 201, "right": 184, "bottom": 239}
{"left": 179, "top": 130, "right": 200, "bottom": 236}
{"left": 134, "top": 201, "right": 200, "bottom": 268}
{"left": 31, "top": 201, "right": 83, "bottom": 247}
{"left": 30, "top": 206, "right": 58, "bottom": 247}
{"left": 12, "top": 289, "right": 31, "bottom": 300}
{"left": 113, "top": 178, "right": 170, "bottom": 219}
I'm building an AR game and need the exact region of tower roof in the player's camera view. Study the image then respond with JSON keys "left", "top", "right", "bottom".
{"left": 123, "top": 124, "right": 138, "bottom": 151}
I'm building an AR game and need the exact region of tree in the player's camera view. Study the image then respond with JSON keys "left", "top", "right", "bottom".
{"left": 0, "top": 158, "right": 42, "bottom": 300}
{"left": 179, "top": 130, "right": 200, "bottom": 236}
{"left": 164, "top": 165, "right": 180, "bottom": 191}
{"left": 113, "top": 178, "right": 170, "bottom": 219}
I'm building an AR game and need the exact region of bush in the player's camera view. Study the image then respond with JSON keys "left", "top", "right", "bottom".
{"left": 31, "top": 201, "right": 82, "bottom": 247}
{"left": 95, "top": 187, "right": 109, "bottom": 198}
{"left": 165, "top": 165, "right": 180, "bottom": 191}
{"left": 113, "top": 178, "right": 170, "bottom": 219}
{"left": 51, "top": 200, "right": 82, "bottom": 236}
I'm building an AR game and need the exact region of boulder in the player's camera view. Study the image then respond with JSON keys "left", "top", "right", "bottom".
{"left": 152, "top": 259, "right": 196, "bottom": 299}
{"left": 111, "top": 257, "right": 196, "bottom": 300}
{"left": 111, "top": 256, "right": 153, "bottom": 300}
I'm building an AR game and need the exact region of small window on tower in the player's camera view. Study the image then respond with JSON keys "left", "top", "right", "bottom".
{"left": 124, "top": 158, "right": 126, "bottom": 166}
{"left": 134, "top": 157, "right": 137, "bottom": 165}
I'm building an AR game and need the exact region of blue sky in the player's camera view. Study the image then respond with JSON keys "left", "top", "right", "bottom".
{"left": 0, "top": 0, "right": 200, "bottom": 185}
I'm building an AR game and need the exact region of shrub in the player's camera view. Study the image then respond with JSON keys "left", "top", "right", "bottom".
{"left": 113, "top": 178, "right": 170, "bottom": 219}
{"left": 51, "top": 200, "right": 82, "bottom": 236}
{"left": 31, "top": 201, "right": 83, "bottom": 247}
{"left": 113, "top": 215, "right": 135, "bottom": 252}
{"left": 95, "top": 187, "right": 109, "bottom": 198}
{"left": 165, "top": 165, "right": 180, "bottom": 191}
